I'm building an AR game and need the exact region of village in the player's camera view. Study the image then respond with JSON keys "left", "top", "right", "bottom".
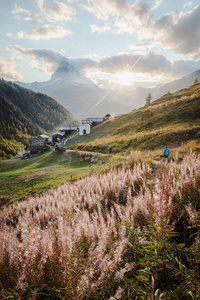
{"left": 17, "top": 117, "right": 105, "bottom": 159}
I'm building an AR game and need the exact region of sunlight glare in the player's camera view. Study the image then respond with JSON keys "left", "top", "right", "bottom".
{"left": 88, "top": 71, "right": 160, "bottom": 89}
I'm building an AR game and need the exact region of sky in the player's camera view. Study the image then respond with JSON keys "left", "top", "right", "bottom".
{"left": 0, "top": 0, "right": 200, "bottom": 90}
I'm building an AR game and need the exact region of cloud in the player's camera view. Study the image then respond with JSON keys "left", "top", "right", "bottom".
{"left": 35, "top": 0, "right": 76, "bottom": 22}
{"left": 68, "top": 53, "right": 200, "bottom": 89}
{"left": 82, "top": 0, "right": 152, "bottom": 28}
{"left": 171, "top": 59, "right": 200, "bottom": 77}
{"left": 67, "top": 52, "right": 200, "bottom": 80}
{"left": 8, "top": 24, "right": 71, "bottom": 40}
{"left": 184, "top": 2, "right": 192, "bottom": 8}
{"left": 6, "top": 45, "right": 64, "bottom": 74}
{"left": 128, "top": 42, "right": 155, "bottom": 50}
{"left": 0, "top": 58, "right": 23, "bottom": 81}
{"left": 82, "top": 1, "right": 200, "bottom": 58}
{"left": 11, "top": 3, "right": 31, "bottom": 16}
{"left": 90, "top": 24, "right": 110, "bottom": 33}
{"left": 114, "top": 18, "right": 137, "bottom": 34}
{"left": 130, "top": 0, "right": 152, "bottom": 25}
{"left": 128, "top": 42, "right": 155, "bottom": 52}
{"left": 24, "top": 17, "right": 34, "bottom": 22}
{"left": 8, "top": 45, "right": 168, "bottom": 77}
{"left": 6, "top": 45, "right": 200, "bottom": 84}
{"left": 154, "top": 5, "right": 200, "bottom": 57}
{"left": 152, "top": 0, "right": 163, "bottom": 10}
{"left": 80, "top": 0, "right": 124, "bottom": 21}
{"left": 7, "top": 32, "right": 25, "bottom": 39}
{"left": 67, "top": 52, "right": 170, "bottom": 75}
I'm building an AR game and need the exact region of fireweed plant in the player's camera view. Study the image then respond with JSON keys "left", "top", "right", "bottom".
{"left": 0, "top": 151, "right": 200, "bottom": 299}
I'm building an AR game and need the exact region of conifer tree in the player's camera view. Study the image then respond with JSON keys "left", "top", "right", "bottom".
{"left": 146, "top": 93, "right": 152, "bottom": 105}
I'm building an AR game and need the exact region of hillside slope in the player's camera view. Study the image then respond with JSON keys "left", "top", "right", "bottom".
{"left": 0, "top": 79, "right": 78, "bottom": 159}
{"left": 69, "top": 83, "right": 200, "bottom": 153}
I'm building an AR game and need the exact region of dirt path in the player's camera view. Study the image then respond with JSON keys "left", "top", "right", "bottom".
{"left": 65, "top": 149, "right": 107, "bottom": 156}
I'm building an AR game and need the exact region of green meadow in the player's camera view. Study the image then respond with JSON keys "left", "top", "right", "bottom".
{"left": 0, "top": 150, "right": 109, "bottom": 206}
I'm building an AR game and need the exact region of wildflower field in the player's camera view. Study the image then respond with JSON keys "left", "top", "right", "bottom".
{"left": 0, "top": 151, "right": 200, "bottom": 299}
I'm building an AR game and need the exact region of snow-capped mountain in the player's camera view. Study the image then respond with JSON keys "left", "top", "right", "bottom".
{"left": 16, "top": 60, "right": 131, "bottom": 120}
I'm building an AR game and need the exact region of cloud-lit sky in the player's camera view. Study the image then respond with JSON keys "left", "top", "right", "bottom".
{"left": 1, "top": 0, "right": 200, "bottom": 89}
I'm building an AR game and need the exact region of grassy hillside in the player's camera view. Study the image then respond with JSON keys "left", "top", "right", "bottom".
{"left": 0, "top": 79, "right": 78, "bottom": 159}
{"left": 68, "top": 83, "right": 200, "bottom": 153}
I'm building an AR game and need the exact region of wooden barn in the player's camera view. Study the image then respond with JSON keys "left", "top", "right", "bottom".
{"left": 37, "top": 134, "right": 51, "bottom": 144}
{"left": 30, "top": 137, "right": 46, "bottom": 154}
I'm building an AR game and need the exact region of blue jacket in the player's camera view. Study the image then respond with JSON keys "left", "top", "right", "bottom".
{"left": 164, "top": 147, "right": 170, "bottom": 156}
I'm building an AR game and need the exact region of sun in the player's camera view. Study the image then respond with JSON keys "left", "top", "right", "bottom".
{"left": 88, "top": 70, "right": 156, "bottom": 89}
{"left": 115, "top": 71, "right": 135, "bottom": 85}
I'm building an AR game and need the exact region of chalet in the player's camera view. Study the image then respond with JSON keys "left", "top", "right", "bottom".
{"left": 37, "top": 134, "right": 51, "bottom": 144}
{"left": 52, "top": 132, "right": 63, "bottom": 145}
{"left": 79, "top": 124, "right": 90, "bottom": 135}
{"left": 30, "top": 137, "right": 46, "bottom": 154}
{"left": 81, "top": 117, "right": 104, "bottom": 126}
{"left": 59, "top": 126, "right": 78, "bottom": 137}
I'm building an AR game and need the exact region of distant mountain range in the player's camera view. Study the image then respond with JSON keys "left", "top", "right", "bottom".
{"left": 157, "top": 69, "right": 200, "bottom": 97}
{"left": 108, "top": 69, "right": 200, "bottom": 108}
{"left": 15, "top": 60, "right": 132, "bottom": 120}
{"left": 15, "top": 60, "right": 200, "bottom": 119}
{"left": 0, "top": 79, "right": 77, "bottom": 159}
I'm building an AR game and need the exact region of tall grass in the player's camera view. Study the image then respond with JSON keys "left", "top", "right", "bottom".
{"left": 0, "top": 151, "right": 200, "bottom": 299}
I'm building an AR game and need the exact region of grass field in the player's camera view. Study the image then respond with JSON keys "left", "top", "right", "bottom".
{"left": 0, "top": 150, "right": 110, "bottom": 207}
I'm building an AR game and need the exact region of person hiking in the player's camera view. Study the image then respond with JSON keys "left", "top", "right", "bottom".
{"left": 109, "top": 147, "right": 113, "bottom": 154}
{"left": 163, "top": 146, "right": 170, "bottom": 162}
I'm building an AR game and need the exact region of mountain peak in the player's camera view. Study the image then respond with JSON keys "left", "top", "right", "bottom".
{"left": 51, "top": 59, "right": 77, "bottom": 81}
{"left": 58, "top": 60, "right": 75, "bottom": 72}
